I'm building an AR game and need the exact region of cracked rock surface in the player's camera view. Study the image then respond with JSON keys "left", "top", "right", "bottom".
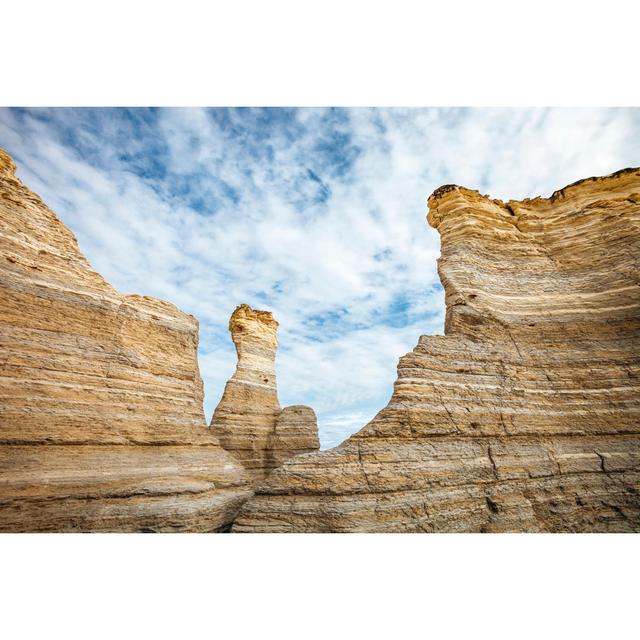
{"left": 233, "top": 168, "right": 640, "bottom": 532}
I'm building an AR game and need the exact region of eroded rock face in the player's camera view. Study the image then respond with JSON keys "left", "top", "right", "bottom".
{"left": 269, "top": 405, "right": 320, "bottom": 470}
{"left": 0, "top": 148, "right": 253, "bottom": 532}
{"left": 211, "top": 304, "right": 319, "bottom": 480}
{"left": 233, "top": 168, "right": 640, "bottom": 532}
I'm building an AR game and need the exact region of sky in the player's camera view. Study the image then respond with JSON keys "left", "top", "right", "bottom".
{"left": 1, "top": 107, "right": 638, "bottom": 448}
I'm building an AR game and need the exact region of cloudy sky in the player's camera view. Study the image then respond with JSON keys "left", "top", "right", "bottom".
{"left": 1, "top": 108, "right": 638, "bottom": 447}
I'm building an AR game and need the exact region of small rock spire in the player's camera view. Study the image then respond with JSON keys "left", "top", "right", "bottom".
{"left": 211, "top": 304, "right": 319, "bottom": 481}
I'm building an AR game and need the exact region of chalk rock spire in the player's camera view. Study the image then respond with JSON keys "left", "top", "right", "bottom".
{"left": 211, "top": 304, "right": 320, "bottom": 480}
{"left": 0, "top": 148, "right": 252, "bottom": 532}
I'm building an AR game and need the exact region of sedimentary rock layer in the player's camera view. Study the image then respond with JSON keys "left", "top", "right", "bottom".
{"left": 0, "top": 148, "right": 252, "bottom": 532}
{"left": 268, "top": 405, "right": 320, "bottom": 471}
{"left": 234, "top": 168, "right": 640, "bottom": 532}
{"left": 211, "top": 304, "right": 319, "bottom": 481}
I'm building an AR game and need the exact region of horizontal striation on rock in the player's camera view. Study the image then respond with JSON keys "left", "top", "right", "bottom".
{"left": 211, "top": 304, "right": 319, "bottom": 481}
{"left": 233, "top": 168, "right": 640, "bottom": 532}
{"left": 0, "top": 148, "right": 253, "bottom": 532}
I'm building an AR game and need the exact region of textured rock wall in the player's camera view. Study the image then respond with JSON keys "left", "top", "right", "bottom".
{"left": 211, "top": 304, "right": 319, "bottom": 481}
{"left": 234, "top": 168, "right": 640, "bottom": 532}
{"left": 0, "top": 148, "right": 252, "bottom": 532}
{"left": 268, "top": 405, "right": 320, "bottom": 471}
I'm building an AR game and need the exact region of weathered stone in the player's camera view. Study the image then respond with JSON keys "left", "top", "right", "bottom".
{"left": 211, "top": 304, "right": 319, "bottom": 481}
{"left": 269, "top": 405, "right": 320, "bottom": 470}
{"left": 0, "top": 148, "right": 253, "bottom": 532}
{"left": 233, "top": 168, "right": 640, "bottom": 532}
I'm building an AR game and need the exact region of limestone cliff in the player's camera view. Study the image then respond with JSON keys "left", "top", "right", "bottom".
{"left": 0, "top": 148, "right": 253, "bottom": 532}
{"left": 211, "top": 304, "right": 320, "bottom": 480}
{"left": 233, "top": 168, "right": 640, "bottom": 532}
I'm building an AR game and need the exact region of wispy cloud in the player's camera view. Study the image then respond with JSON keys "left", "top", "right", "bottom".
{"left": 1, "top": 107, "right": 639, "bottom": 447}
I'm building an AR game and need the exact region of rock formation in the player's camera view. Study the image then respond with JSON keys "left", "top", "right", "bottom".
{"left": 2, "top": 143, "right": 638, "bottom": 534}
{"left": 0, "top": 148, "right": 253, "bottom": 532}
{"left": 269, "top": 405, "right": 320, "bottom": 470}
{"left": 233, "top": 168, "right": 640, "bottom": 532}
{"left": 211, "top": 304, "right": 320, "bottom": 481}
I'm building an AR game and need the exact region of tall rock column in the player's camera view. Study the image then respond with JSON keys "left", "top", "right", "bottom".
{"left": 211, "top": 304, "right": 319, "bottom": 480}
{"left": 0, "top": 148, "right": 252, "bottom": 532}
{"left": 233, "top": 168, "right": 640, "bottom": 532}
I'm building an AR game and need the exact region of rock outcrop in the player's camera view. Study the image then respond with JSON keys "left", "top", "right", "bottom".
{"left": 0, "top": 148, "right": 253, "bottom": 532}
{"left": 211, "top": 304, "right": 319, "bottom": 481}
{"left": 233, "top": 168, "right": 640, "bottom": 532}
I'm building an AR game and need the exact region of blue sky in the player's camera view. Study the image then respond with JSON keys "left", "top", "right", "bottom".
{"left": 1, "top": 108, "right": 639, "bottom": 448}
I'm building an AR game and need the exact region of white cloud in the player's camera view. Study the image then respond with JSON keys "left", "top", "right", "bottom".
{"left": 1, "top": 107, "right": 638, "bottom": 448}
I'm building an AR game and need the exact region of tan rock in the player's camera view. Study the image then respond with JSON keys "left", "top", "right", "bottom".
{"left": 233, "top": 168, "right": 640, "bottom": 532}
{"left": 211, "top": 304, "right": 320, "bottom": 481}
{"left": 268, "top": 405, "right": 320, "bottom": 470}
{"left": 0, "top": 148, "right": 253, "bottom": 532}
